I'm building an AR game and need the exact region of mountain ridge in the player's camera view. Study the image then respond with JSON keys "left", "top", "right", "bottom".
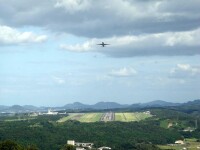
{"left": 0, "top": 99, "right": 199, "bottom": 113}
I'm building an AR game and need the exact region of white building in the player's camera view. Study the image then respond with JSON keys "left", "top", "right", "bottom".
{"left": 75, "top": 142, "right": 93, "bottom": 148}
{"left": 43, "top": 109, "right": 58, "bottom": 115}
{"left": 143, "top": 111, "right": 151, "bottom": 115}
{"left": 175, "top": 140, "right": 184, "bottom": 145}
{"left": 67, "top": 140, "right": 94, "bottom": 149}
{"left": 67, "top": 140, "right": 75, "bottom": 146}
{"left": 76, "top": 148, "right": 85, "bottom": 150}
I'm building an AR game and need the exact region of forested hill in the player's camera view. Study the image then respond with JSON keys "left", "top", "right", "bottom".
{"left": 0, "top": 99, "right": 199, "bottom": 113}
{"left": 167, "top": 99, "right": 200, "bottom": 115}
{"left": 0, "top": 117, "right": 181, "bottom": 150}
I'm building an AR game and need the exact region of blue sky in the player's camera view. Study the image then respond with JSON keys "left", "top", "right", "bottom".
{"left": 0, "top": 0, "right": 200, "bottom": 106}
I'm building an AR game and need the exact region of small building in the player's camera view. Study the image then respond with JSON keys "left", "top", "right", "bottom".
{"left": 143, "top": 111, "right": 151, "bottom": 114}
{"left": 67, "top": 140, "right": 93, "bottom": 149}
{"left": 75, "top": 142, "right": 93, "bottom": 148}
{"left": 167, "top": 123, "right": 173, "bottom": 128}
{"left": 175, "top": 140, "right": 184, "bottom": 145}
{"left": 67, "top": 140, "right": 75, "bottom": 146}
{"left": 76, "top": 148, "right": 85, "bottom": 150}
{"left": 46, "top": 109, "right": 58, "bottom": 115}
{"left": 183, "top": 127, "right": 194, "bottom": 132}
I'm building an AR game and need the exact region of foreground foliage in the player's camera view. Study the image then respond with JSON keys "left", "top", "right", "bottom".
{"left": 0, "top": 140, "right": 38, "bottom": 150}
{"left": 0, "top": 115, "right": 181, "bottom": 150}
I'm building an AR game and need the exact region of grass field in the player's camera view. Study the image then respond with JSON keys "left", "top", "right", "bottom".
{"left": 115, "top": 113, "right": 125, "bottom": 121}
{"left": 58, "top": 112, "right": 152, "bottom": 123}
{"left": 115, "top": 112, "right": 151, "bottom": 122}
{"left": 57, "top": 113, "right": 85, "bottom": 122}
{"left": 78, "top": 113, "right": 103, "bottom": 122}
{"left": 134, "top": 112, "right": 151, "bottom": 121}
{"left": 57, "top": 113, "right": 102, "bottom": 122}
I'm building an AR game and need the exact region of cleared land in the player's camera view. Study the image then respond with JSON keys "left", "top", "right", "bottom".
{"left": 58, "top": 112, "right": 152, "bottom": 123}
{"left": 57, "top": 113, "right": 102, "bottom": 123}
{"left": 115, "top": 112, "right": 151, "bottom": 122}
{"left": 79, "top": 113, "right": 103, "bottom": 122}
{"left": 57, "top": 113, "right": 85, "bottom": 122}
{"left": 134, "top": 112, "right": 151, "bottom": 121}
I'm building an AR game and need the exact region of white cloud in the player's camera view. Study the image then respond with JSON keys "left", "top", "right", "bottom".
{"left": 52, "top": 76, "right": 66, "bottom": 84}
{"left": 60, "top": 41, "right": 93, "bottom": 52}
{"left": 177, "top": 64, "right": 191, "bottom": 71}
{"left": 165, "top": 29, "right": 200, "bottom": 46}
{"left": 0, "top": 1, "right": 199, "bottom": 57}
{"left": 55, "top": 0, "right": 91, "bottom": 13}
{"left": 0, "top": 0, "right": 200, "bottom": 38}
{"left": 0, "top": 25, "right": 47, "bottom": 45}
{"left": 60, "top": 28, "right": 200, "bottom": 56}
{"left": 109, "top": 67, "right": 137, "bottom": 77}
{"left": 170, "top": 64, "right": 200, "bottom": 78}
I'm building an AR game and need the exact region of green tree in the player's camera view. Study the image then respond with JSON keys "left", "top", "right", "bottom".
{"left": 0, "top": 140, "right": 23, "bottom": 150}
{"left": 61, "top": 144, "right": 75, "bottom": 150}
{"left": 25, "top": 145, "right": 39, "bottom": 150}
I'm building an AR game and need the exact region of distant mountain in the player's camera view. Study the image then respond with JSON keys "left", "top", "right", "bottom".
{"left": 8, "top": 105, "right": 25, "bottom": 112}
{"left": 63, "top": 102, "right": 90, "bottom": 109}
{"left": 0, "top": 105, "right": 9, "bottom": 111}
{"left": 129, "top": 100, "right": 180, "bottom": 108}
{"left": 129, "top": 103, "right": 142, "bottom": 108}
{"left": 182, "top": 99, "right": 200, "bottom": 106}
{"left": 1, "top": 105, "right": 46, "bottom": 113}
{"left": 141, "top": 100, "right": 180, "bottom": 107}
{"left": 23, "top": 105, "right": 39, "bottom": 110}
{"left": 63, "top": 101, "right": 127, "bottom": 110}
{"left": 1, "top": 99, "right": 199, "bottom": 113}
{"left": 172, "top": 99, "right": 200, "bottom": 114}
{"left": 93, "top": 102, "right": 127, "bottom": 109}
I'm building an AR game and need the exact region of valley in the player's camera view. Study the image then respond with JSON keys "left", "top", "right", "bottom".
{"left": 0, "top": 99, "right": 200, "bottom": 150}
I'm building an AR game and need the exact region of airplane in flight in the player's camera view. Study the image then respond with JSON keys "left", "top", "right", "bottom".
{"left": 97, "top": 42, "right": 110, "bottom": 47}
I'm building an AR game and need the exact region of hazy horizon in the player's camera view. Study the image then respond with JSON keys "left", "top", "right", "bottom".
{"left": 1, "top": 98, "right": 197, "bottom": 107}
{"left": 1, "top": 0, "right": 200, "bottom": 106}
